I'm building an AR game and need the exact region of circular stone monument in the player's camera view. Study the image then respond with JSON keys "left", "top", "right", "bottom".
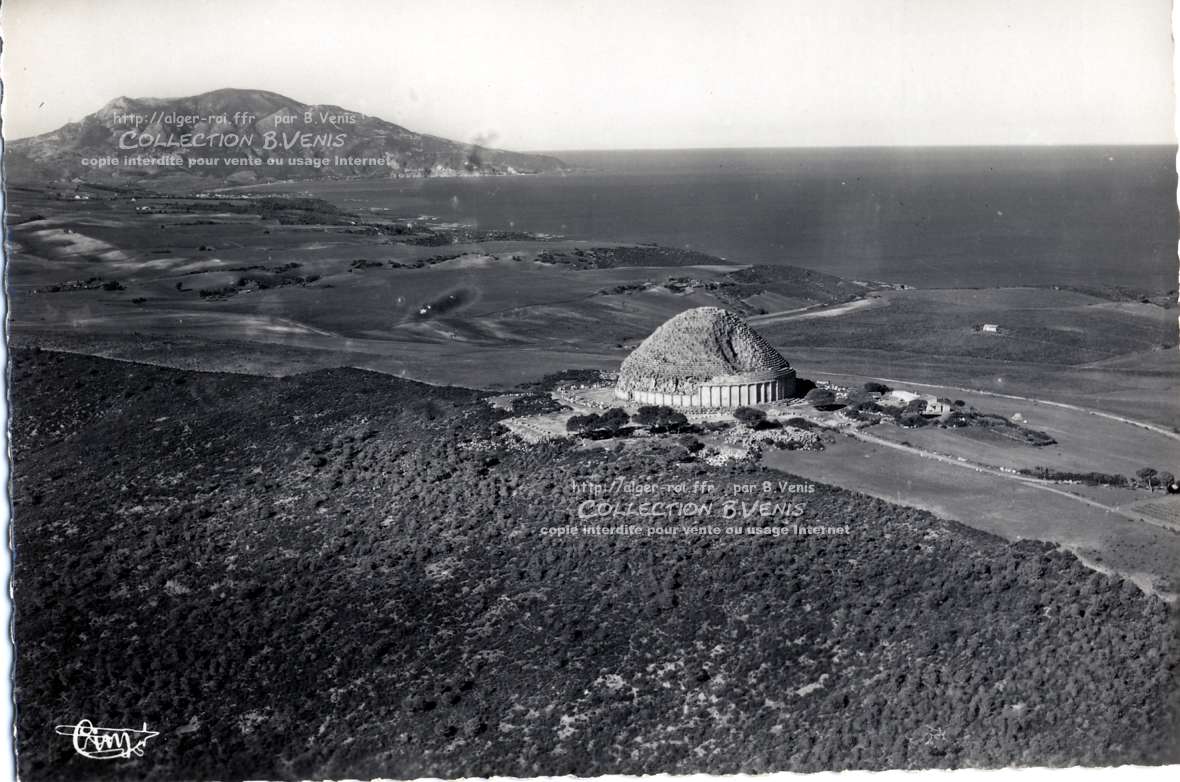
{"left": 615, "top": 307, "right": 796, "bottom": 409}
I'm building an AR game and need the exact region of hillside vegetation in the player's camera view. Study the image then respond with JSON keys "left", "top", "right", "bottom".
{"left": 10, "top": 350, "right": 1179, "bottom": 780}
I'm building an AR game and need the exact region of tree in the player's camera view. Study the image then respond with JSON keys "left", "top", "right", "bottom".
{"left": 1023, "top": 429, "right": 1056, "bottom": 446}
{"left": 733, "top": 406, "right": 768, "bottom": 429}
{"left": 864, "top": 381, "right": 890, "bottom": 394}
{"left": 599, "top": 407, "right": 631, "bottom": 435}
{"left": 679, "top": 435, "right": 704, "bottom": 454}
{"left": 1137, "top": 467, "right": 1159, "bottom": 491}
{"left": 899, "top": 413, "right": 929, "bottom": 428}
{"left": 842, "top": 389, "right": 871, "bottom": 408}
{"left": 567, "top": 408, "right": 629, "bottom": 436}
{"left": 944, "top": 411, "right": 969, "bottom": 428}
{"left": 1157, "top": 471, "right": 1175, "bottom": 491}
{"left": 845, "top": 399, "right": 883, "bottom": 422}
{"left": 632, "top": 405, "right": 688, "bottom": 432}
{"left": 566, "top": 413, "right": 601, "bottom": 434}
{"left": 804, "top": 388, "right": 837, "bottom": 409}
{"left": 902, "top": 398, "right": 928, "bottom": 415}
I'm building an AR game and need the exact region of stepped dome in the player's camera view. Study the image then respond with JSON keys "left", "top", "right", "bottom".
{"left": 615, "top": 307, "right": 796, "bottom": 409}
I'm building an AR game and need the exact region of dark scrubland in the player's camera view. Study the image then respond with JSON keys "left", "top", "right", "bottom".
{"left": 508, "top": 392, "right": 569, "bottom": 416}
{"left": 198, "top": 271, "right": 322, "bottom": 299}
{"left": 140, "top": 196, "right": 349, "bottom": 225}
{"left": 536, "top": 245, "right": 724, "bottom": 269}
{"left": 11, "top": 349, "right": 1180, "bottom": 781}
{"left": 718, "top": 264, "right": 873, "bottom": 305}
{"left": 400, "top": 228, "right": 549, "bottom": 246}
{"left": 536, "top": 253, "right": 871, "bottom": 313}
{"left": 1017, "top": 467, "right": 1133, "bottom": 487}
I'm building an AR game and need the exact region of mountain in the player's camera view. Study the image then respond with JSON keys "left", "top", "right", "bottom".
{"left": 5, "top": 88, "right": 566, "bottom": 186}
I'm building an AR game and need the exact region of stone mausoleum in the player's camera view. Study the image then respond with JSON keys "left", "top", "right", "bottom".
{"left": 615, "top": 307, "right": 796, "bottom": 409}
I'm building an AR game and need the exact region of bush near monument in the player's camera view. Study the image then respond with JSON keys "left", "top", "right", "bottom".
{"left": 804, "top": 388, "right": 840, "bottom": 409}
{"left": 733, "top": 406, "right": 769, "bottom": 429}
{"left": 632, "top": 405, "right": 689, "bottom": 432}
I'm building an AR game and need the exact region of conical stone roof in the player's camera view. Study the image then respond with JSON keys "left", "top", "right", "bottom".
{"left": 617, "top": 307, "right": 791, "bottom": 395}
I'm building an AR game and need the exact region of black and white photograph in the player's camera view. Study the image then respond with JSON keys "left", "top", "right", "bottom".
{"left": 1, "top": 1, "right": 1178, "bottom": 779}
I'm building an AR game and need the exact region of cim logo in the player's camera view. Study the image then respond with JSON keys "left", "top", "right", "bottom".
{"left": 54, "top": 720, "right": 159, "bottom": 760}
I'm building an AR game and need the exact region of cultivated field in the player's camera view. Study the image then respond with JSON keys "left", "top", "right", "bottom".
{"left": 762, "top": 436, "right": 1180, "bottom": 597}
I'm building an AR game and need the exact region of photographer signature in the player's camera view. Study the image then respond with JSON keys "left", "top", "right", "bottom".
{"left": 54, "top": 720, "right": 159, "bottom": 759}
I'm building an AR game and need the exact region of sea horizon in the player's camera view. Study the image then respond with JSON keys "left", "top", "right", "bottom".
{"left": 531, "top": 141, "right": 1179, "bottom": 155}
{"left": 274, "top": 145, "right": 1179, "bottom": 291}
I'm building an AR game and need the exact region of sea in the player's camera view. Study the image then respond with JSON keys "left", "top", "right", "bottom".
{"left": 275, "top": 146, "right": 1178, "bottom": 291}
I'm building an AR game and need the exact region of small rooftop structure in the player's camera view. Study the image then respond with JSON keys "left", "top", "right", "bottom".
{"left": 883, "top": 390, "right": 921, "bottom": 405}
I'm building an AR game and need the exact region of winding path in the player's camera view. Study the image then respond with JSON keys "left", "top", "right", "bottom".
{"left": 745, "top": 296, "right": 881, "bottom": 326}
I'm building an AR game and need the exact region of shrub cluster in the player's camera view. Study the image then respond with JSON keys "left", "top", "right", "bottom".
{"left": 566, "top": 407, "right": 630, "bottom": 436}
{"left": 1018, "top": 467, "right": 1131, "bottom": 487}
{"left": 633, "top": 405, "right": 689, "bottom": 432}
{"left": 510, "top": 393, "right": 566, "bottom": 416}
{"left": 536, "top": 246, "right": 721, "bottom": 270}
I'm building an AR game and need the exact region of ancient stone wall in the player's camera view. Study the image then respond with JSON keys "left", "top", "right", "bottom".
{"left": 616, "top": 369, "right": 796, "bottom": 409}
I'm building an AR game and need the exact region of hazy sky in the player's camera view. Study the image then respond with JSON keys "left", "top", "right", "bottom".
{"left": 1, "top": 0, "right": 1174, "bottom": 150}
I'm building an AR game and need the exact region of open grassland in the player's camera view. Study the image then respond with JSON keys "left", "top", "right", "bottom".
{"left": 11, "top": 350, "right": 1180, "bottom": 780}
{"left": 759, "top": 286, "right": 1177, "bottom": 369}
{"left": 762, "top": 436, "right": 1180, "bottom": 598}
{"left": 869, "top": 420, "right": 1172, "bottom": 479}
